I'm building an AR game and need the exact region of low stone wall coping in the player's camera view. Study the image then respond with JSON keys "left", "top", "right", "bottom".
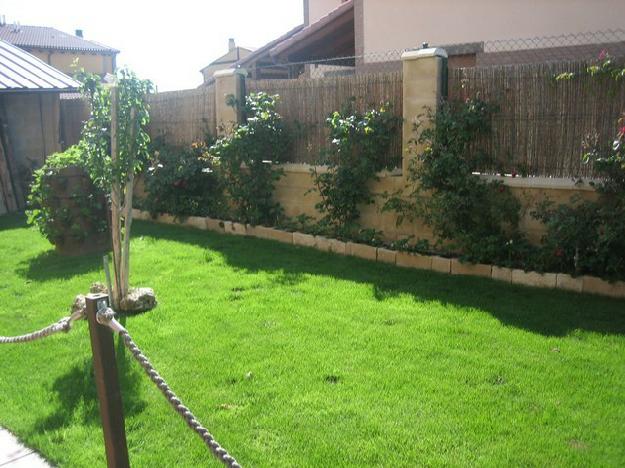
{"left": 275, "top": 164, "right": 598, "bottom": 191}
{"left": 480, "top": 175, "right": 596, "bottom": 191}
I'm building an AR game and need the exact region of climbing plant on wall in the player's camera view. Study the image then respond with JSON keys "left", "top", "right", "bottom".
{"left": 209, "top": 92, "right": 289, "bottom": 225}
{"left": 311, "top": 100, "right": 401, "bottom": 236}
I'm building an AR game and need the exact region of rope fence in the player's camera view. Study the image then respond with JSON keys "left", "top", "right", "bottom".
{"left": 0, "top": 309, "right": 84, "bottom": 344}
{"left": 0, "top": 300, "right": 241, "bottom": 467}
{"left": 97, "top": 307, "right": 241, "bottom": 467}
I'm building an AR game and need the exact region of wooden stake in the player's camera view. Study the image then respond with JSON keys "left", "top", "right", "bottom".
{"left": 120, "top": 107, "right": 137, "bottom": 301}
{"left": 86, "top": 293, "right": 130, "bottom": 468}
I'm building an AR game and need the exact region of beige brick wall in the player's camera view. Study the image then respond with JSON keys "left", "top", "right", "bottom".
{"left": 273, "top": 164, "right": 597, "bottom": 244}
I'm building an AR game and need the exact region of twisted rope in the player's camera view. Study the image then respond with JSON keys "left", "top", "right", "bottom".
{"left": 97, "top": 308, "right": 241, "bottom": 468}
{"left": 0, "top": 309, "right": 85, "bottom": 344}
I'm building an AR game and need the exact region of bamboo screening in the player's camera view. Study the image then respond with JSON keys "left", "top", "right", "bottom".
{"left": 448, "top": 60, "right": 625, "bottom": 178}
{"left": 59, "top": 60, "right": 625, "bottom": 178}
{"left": 146, "top": 85, "right": 217, "bottom": 147}
{"left": 247, "top": 71, "right": 404, "bottom": 167}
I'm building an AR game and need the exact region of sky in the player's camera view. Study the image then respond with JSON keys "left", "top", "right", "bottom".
{"left": 1, "top": 0, "right": 303, "bottom": 91}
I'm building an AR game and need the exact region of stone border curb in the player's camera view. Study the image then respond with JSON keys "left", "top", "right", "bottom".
{"left": 132, "top": 209, "right": 625, "bottom": 299}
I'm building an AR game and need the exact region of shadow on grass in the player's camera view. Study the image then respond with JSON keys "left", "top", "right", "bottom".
{"left": 33, "top": 340, "right": 146, "bottom": 433}
{"left": 133, "top": 220, "right": 625, "bottom": 337}
{"left": 1, "top": 214, "right": 104, "bottom": 282}
{"left": 16, "top": 249, "right": 104, "bottom": 282}
{"left": 0, "top": 212, "right": 28, "bottom": 231}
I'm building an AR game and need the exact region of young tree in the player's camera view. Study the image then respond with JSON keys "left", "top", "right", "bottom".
{"left": 79, "top": 69, "right": 153, "bottom": 310}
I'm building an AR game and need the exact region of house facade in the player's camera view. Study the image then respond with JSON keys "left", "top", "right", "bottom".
{"left": 0, "top": 21, "right": 118, "bottom": 77}
{"left": 200, "top": 39, "right": 253, "bottom": 84}
{"left": 360, "top": 0, "right": 625, "bottom": 54}
{"left": 260, "top": 0, "right": 625, "bottom": 74}
{"left": 303, "top": 0, "right": 625, "bottom": 55}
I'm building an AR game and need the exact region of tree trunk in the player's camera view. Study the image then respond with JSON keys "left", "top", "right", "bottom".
{"left": 109, "top": 87, "right": 122, "bottom": 310}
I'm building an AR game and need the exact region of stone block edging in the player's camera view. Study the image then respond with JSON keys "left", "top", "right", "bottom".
{"left": 132, "top": 209, "right": 625, "bottom": 299}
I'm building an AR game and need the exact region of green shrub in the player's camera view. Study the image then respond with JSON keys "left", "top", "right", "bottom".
{"left": 26, "top": 146, "right": 107, "bottom": 243}
{"left": 384, "top": 99, "right": 529, "bottom": 265}
{"left": 311, "top": 100, "right": 401, "bottom": 235}
{"left": 140, "top": 139, "right": 227, "bottom": 219}
{"left": 209, "top": 92, "right": 288, "bottom": 225}
{"left": 532, "top": 115, "right": 625, "bottom": 279}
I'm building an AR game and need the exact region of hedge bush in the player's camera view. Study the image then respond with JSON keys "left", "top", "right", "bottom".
{"left": 139, "top": 139, "right": 227, "bottom": 219}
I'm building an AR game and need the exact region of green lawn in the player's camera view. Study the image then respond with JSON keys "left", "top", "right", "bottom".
{"left": 1, "top": 214, "right": 624, "bottom": 467}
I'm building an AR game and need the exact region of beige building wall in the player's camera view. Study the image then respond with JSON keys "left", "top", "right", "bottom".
{"left": 361, "top": 0, "right": 625, "bottom": 54}
{"left": 28, "top": 49, "right": 114, "bottom": 76}
{"left": 307, "top": 0, "right": 345, "bottom": 24}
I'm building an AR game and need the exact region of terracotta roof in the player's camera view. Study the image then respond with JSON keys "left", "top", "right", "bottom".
{"left": 0, "top": 39, "right": 79, "bottom": 92}
{"left": 0, "top": 24, "right": 119, "bottom": 54}
{"left": 270, "top": 0, "right": 353, "bottom": 58}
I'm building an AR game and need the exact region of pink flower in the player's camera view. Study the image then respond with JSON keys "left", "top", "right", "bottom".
{"left": 598, "top": 49, "right": 608, "bottom": 61}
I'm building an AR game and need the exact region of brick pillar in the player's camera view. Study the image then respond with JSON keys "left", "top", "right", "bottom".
{"left": 401, "top": 48, "right": 448, "bottom": 176}
{"left": 213, "top": 68, "right": 246, "bottom": 136}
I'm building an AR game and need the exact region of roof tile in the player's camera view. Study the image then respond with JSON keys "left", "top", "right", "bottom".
{"left": 0, "top": 24, "right": 118, "bottom": 53}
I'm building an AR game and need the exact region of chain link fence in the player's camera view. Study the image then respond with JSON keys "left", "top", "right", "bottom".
{"left": 252, "top": 50, "right": 403, "bottom": 80}
{"left": 250, "top": 29, "right": 625, "bottom": 80}
{"left": 443, "top": 30, "right": 625, "bottom": 178}
{"left": 475, "top": 29, "right": 625, "bottom": 66}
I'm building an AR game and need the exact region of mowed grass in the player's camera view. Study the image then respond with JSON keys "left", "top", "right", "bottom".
{"left": 0, "top": 214, "right": 624, "bottom": 467}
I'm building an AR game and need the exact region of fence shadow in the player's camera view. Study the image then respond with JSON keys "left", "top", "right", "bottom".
{"left": 133, "top": 221, "right": 625, "bottom": 338}
{"left": 32, "top": 346, "right": 146, "bottom": 433}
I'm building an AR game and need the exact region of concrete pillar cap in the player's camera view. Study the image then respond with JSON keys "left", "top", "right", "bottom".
{"left": 213, "top": 68, "right": 247, "bottom": 78}
{"left": 401, "top": 48, "right": 448, "bottom": 61}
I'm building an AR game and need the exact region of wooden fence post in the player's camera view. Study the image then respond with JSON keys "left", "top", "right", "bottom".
{"left": 86, "top": 293, "right": 130, "bottom": 468}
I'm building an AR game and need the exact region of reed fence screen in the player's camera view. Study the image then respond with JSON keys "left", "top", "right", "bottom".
{"left": 147, "top": 85, "right": 216, "bottom": 147}
{"left": 448, "top": 61, "right": 625, "bottom": 178}
{"left": 247, "top": 71, "right": 403, "bottom": 167}
{"left": 57, "top": 56, "right": 625, "bottom": 179}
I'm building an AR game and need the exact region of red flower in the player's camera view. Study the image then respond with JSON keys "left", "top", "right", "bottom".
{"left": 498, "top": 186, "right": 505, "bottom": 193}
{"left": 554, "top": 248, "right": 564, "bottom": 258}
